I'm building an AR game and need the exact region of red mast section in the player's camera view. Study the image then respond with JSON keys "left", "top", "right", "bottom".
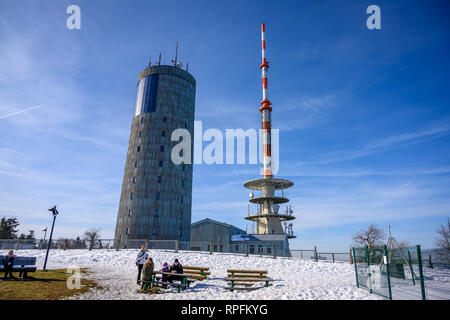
{"left": 260, "top": 23, "right": 273, "bottom": 179}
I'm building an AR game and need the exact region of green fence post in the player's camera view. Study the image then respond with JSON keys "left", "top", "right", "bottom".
{"left": 416, "top": 245, "right": 426, "bottom": 300}
{"left": 365, "top": 246, "right": 372, "bottom": 294}
{"left": 384, "top": 246, "right": 392, "bottom": 300}
{"left": 352, "top": 248, "right": 359, "bottom": 288}
{"left": 407, "top": 250, "right": 416, "bottom": 285}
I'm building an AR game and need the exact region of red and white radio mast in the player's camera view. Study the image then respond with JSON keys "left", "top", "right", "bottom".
{"left": 260, "top": 22, "right": 273, "bottom": 179}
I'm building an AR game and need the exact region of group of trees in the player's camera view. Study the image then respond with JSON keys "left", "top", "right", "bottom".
{"left": 0, "top": 217, "right": 35, "bottom": 240}
{"left": 0, "top": 216, "right": 103, "bottom": 249}
{"left": 352, "top": 220, "right": 450, "bottom": 262}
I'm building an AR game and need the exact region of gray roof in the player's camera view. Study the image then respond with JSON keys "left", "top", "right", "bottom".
{"left": 191, "top": 218, "right": 246, "bottom": 233}
{"left": 231, "top": 234, "right": 288, "bottom": 242}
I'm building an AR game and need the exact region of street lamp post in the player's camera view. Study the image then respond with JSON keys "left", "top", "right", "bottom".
{"left": 43, "top": 205, "right": 59, "bottom": 271}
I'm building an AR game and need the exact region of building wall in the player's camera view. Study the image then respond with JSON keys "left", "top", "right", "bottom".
{"left": 191, "top": 222, "right": 230, "bottom": 251}
{"left": 114, "top": 65, "right": 196, "bottom": 245}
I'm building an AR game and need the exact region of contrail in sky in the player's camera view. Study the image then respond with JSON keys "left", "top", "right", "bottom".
{"left": 0, "top": 104, "right": 46, "bottom": 119}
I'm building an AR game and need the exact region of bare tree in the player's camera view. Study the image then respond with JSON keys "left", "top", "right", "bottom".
{"left": 435, "top": 219, "right": 450, "bottom": 263}
{"left": 352, "top": 224, "right": 386, "bottom": 248}
{"left": 84, "top": 228, "right": 101, "bottom": 250}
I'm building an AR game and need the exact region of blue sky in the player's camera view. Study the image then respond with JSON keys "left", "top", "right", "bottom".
{"left": 0, "top": 0, "right": 449, "bottom": 251}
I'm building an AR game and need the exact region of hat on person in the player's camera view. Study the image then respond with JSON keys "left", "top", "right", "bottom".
{"left": 163, "top": 262, "right": 168, "bottom": 266}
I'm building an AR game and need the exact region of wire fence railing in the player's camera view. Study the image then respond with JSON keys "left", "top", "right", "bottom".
{"left": 0, "top": 239, "right": 448, "bottom": 268}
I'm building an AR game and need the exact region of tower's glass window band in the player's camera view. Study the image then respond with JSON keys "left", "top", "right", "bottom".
{"left": 134, "top": 74, "right": 159, "bottom": 116}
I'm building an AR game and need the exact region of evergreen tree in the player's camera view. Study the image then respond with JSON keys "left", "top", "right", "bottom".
{"left": 0, "top": 217, "right": 20, "bottom": 239}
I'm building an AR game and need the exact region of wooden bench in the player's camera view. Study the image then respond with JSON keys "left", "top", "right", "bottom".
{"left": 0, "top": 256, "right": 37, "bottom": 279}
{"left": 182, "top": 265, "right": 210, "bottom": 280}
{"left": 226, "top": 269, "right": 273, "bottom": 291}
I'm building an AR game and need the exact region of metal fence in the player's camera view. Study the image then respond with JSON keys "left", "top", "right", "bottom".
{"left": 353, "top": 245, "right": 428, "bottom": 300}
{"left": 1, "top": 239, "right": 447, "bottom": 269}
{"left": 0, "top": 238, "right": 353, "bottom": 263}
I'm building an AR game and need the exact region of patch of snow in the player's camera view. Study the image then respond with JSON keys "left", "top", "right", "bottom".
{"left": 0, "top": 249, "right": 396, "bottom": 300}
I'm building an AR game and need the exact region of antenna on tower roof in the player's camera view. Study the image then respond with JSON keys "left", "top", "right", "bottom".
{"left": 148, "top": 56, "right": 152, "bottom": 68}
{"left": 186, "top": 61, "right": 189, "bottom": 72}
{"left": 171, "top": 42, "right": 183, "bottom": 68}
{"left": 171, "top": 42, "right": 178, "bottom": 67}
{"left": 158, "top": 53, "right": 161, "bottom": 65}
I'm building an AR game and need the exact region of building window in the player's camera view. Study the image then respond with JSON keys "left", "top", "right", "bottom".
{"left": 140, "top": 117, "right": 144, "bottom": 124}
{"left": 159, "top": 161, "right": 163, "bottom": 167}
{"left": 135, "top": 161, "right": 139, "bottom": 167}
{"left": 249, "top": 245, "right": 255, "bottom": 254}
{"left": 132, "top": 176, "right": 136, "bottom": 183}
{"left": 163, "top": 117, "right": 167, "bottom": 123}
{"left": 258, "top": 245, "right": 263, "bottom": 254}
{"left": 219, "top": 245, "right": 223, "bottom": 252}
{"left": 235, "top": 245, "right": 239, "bottom": 252}
{"left": 157, "top": 176, "right": 161, "bottom": 183}
{"left": 156, "top": 193, "right": 160, "bottom": 200}
{"left": 138, "top": 131, "right": 142, "bottom": 138}
{"left": 182, "top": 164, "right": 185, "bottom": 171}
{"left": 267, "top": 246, "right": 272, "bottom": 255}
{"left": 213, "top": 245, "right": 217, "bottom": 252}
{"left": 125, "top": 227, "right": 129, "bottom": 235}
{"left": 154, "top": 209, "right": 159, "bottom": 217}
{"left": 128, "top": 209, "right": 132, "bottom": 217}
{"left": 160, "top": 145, "right": 164, "bottom": 152}
{"left": 152, "top": 227, "right": 157, "bottom": 235}
{"left": 130, "top": 193, "right": 134, "bottom": 200}
{"left": 184, "top": 122, "right": 187, "bottom": 128}
{"left": 137, "top": 146, "right": 141, "bottom": 152}
{"left": 178, "top": 227, "right": 182, "bottom": 237}
{"left": 162, "top": 131, "right": 165, "bottom": 137}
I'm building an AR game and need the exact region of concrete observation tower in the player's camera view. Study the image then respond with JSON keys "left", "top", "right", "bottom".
{"left": 244, "top": 23, "right": 296, "bottom": 239}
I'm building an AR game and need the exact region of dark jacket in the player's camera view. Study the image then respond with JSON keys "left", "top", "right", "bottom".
{"left": 170, "top": 263, "right": 183, "bottom": 274}
{"left": 3, "top": 255, "right": 14, "bottom": 267}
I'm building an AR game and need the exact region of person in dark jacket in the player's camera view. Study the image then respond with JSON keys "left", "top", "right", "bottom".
{"left": 136, "top": 245, "right": 148, "bottom": 284}
{"left": 3, "top": 250, "right": 15, "bottom": 280}
{"left": 167, "top": 259, "right": 183, "bottom": 283}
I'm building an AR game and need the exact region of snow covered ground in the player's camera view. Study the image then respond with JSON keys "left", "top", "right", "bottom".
{"left": 1, "top": 249, "right": 447, "bottom": 300}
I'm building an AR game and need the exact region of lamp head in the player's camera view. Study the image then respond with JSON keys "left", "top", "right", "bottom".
{"left": 48, "top": 205, "right": 59, "bottom": 216}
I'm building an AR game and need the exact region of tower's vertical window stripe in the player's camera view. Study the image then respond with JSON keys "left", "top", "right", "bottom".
{"left": 134, "top": 74, "right": 159, "bottom": 116}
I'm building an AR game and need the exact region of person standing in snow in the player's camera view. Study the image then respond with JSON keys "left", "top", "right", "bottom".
{"left": 136, "top": 245, "right": 148, "bottom": 284}
{"left": 3, "top": 250, "right": 16, "bottom": 280}
{"left": 141, "top": 257, "right": 154, "bottom": 289}
{"left": 167, "top": 258, "right": 183, "bottom": 283}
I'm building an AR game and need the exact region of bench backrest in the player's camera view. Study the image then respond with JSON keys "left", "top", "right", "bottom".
{"left": 227, "top": 269, "right": 268, "bottom": 274}
{"left": 183, "top": 266, "right": 209, "bottom": 271}
{"left": 1, "top": 256, "right": 36, "bottom": 266}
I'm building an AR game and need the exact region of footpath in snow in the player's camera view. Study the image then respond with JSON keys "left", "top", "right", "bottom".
{"left": 1, "top": 249, "right": 380, "bottom": 300}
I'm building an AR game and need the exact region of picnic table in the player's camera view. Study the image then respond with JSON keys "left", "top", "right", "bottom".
{"left": 143, "top": 271, "right": 195, "bottom": 293}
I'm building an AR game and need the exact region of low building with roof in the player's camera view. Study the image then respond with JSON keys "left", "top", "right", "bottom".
{"left": 190, "top": 218, "right": 292, "bottom": 257}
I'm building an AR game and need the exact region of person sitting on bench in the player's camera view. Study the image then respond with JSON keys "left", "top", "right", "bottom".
{"left": 141, "top": 257, "right": 154, "bottom": 290}
{"left": 167, "top": 259, "right": 183, "bottom": 283}
{"left": 3, "top": 250, "right": 16, "bottom": 280}
{"left": 160, "top": 262, "right": 170, "bottom": 287}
